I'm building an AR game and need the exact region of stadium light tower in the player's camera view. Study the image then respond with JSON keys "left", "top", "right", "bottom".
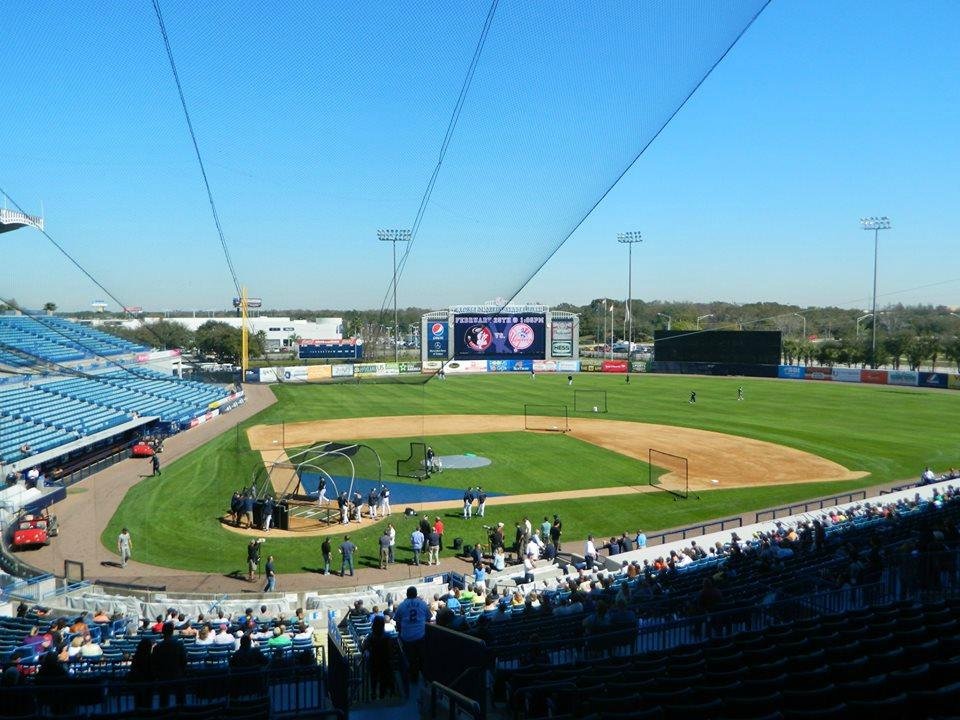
{"left": 696, "top": 313, "right": 713, "bottom": 330}
{"left": 377, "top": 228, "right": 411, "bottom": 363}
{"left": 616, "top": 232, "right": 642, "bottom": 356}
{"left": 860, "top": 216, "right": 892, "bottom": 368}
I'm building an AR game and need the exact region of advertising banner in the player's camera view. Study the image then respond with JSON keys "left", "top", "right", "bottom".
{"left": 556, "top": 360, "right": 580, "bottom": 372}
{"left": 444, "top": 360, "right": 488, "bottom": 374}
{"left": 602, "top": 360, "right": 629, "bottom": 373}
{"left": 299, "top": 339, "right": 362, "bottom": 360}
{"left": 488, "top": 359, "right": 533, "bottom": 372}
{"left": 380, "top": 364, "right": 400, "bottom": 376}
{"left": 331, "top": 364, "right": 355, "bottom": 378}
{"left": 629, "top": 361, "right": 648, "bottom": 373}
{"left": 306, "top": 365, "right": 332, "bottom": 381}
{"left": 581, "top": 360, "right": 602, "bottom": 372}
{"left": 831, "top": 367, "right": 862, "bottom": 383}
{"left": 860, "top": 369, "right": 887, "bottom": 385}
{"left": 423, "top": 361, "right": 443, "bottom": 370}
{"left": 282, "top": 366, "right": 309, "bottom": 383}
{"left": 532, "top": 360, "right": 558, "bottom": 372}
{"left": 948, "top": 374, "right": 960, "bottom": 390}
{"left": 550, "top": 318, "right": 574, "bottom": 358}
{"left": 778, "top": 365, "right": 806, "bottom": 380}
{"left": 425, "top": 320, "right": 449, "bottom": 359}
{"left": 888, "top": 370, "right": 918, "bottom": 387}
{"left": 918, "top": 372, "right": 948, "bottom": 389}
{"left": 399, "top": 362, "right": 422, "bottom": 374}
{"left": 355, "top": 363, "right": 384, "bottom": 377}
{"left": 453, "top": 313, "right": 546, "bottom": 359}
{"left": 258, "top": 367, "right": 279, "bottom": 383}
{"left": 804, "top": 366, "right": 832, "bottom": 381}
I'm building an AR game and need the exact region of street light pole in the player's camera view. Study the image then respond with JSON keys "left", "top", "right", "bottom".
{"left": 617, "top": 232, "right": 642, "bottom": 357}
{"left": 860, "top": 216, "right": 891, "bottom": 368}
{"left": 793, "top": 312, "right": 806, "bottom": 339}
{"left": 377, "top": 228, "right": 412, "bottom": 364}
{"left": 609, "top": 303, "right": 615, "bottom": 360}
{"left": 657, "top": 312, "right": 672, "bottom": 331}
{"left": 696, "top": 314, "right": 713, "bottom": 330}
{"left": 856, "top": 313, "right": 874, "bottom": 339}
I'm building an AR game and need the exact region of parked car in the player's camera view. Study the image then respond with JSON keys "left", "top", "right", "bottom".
{"left": 11, "top": 511, "right": 59, "bottom": 550}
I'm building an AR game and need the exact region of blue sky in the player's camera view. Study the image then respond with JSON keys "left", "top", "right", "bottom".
{"left": 1, "top": 1, "right": 957, "bottom": 313}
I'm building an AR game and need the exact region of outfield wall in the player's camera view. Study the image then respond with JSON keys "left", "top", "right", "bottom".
{"left": 777, "top": 365, "right": 958, "bottom": 392}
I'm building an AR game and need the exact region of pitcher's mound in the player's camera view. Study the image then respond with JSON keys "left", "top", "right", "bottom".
{"left": 441, "top": 454, "right": 491, "bottom": 469}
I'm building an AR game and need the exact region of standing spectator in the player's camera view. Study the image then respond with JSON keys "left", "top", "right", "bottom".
{"left": 490, "top": 522, "right": 505, "bottom": 553}
{"left": 411, "top": 526, "right": 425, "bottom": 566}
{"left": 551, "top": 515, "right": 563, "bottom": 551}
{"left": 540, "top": 516, "right": 551, "bottom": 541}
{"left": 339, "top": 535, "right": 357, "bottom": 577}
{"left": 126, "top": 637, "right": 154, "bottom": 710}
{"left": 247, "top": 539, "right": 260, "bottom": 582}
{"left": 261, "top": 496, "right": 274, "bottom": 532}
{"left": 364, "top": 615, "right": 396, "bottom": 699}
{"left": 419, "top": 515, "right": 432, "bottom": 538}
{"left": 151, "top": 454, "right": 161, "bottom": 476}
{"left": 620, "top": 532, "right": 633, "bottom": 553}
{"left": 387, "top": 523, "right": 396, "bottom": 563}
{"left": 263, "top": 555, "right": 277, "bottom": 592}
{"left": 151, "top": 622, "right": 186, "bottom": 706}
{"left": 321, "top": 537, "right": 331, "bottom": 575}
{"left": 585, "top": 535, "right": 598, "bottom": 569}
{"left": 523, "top": 553, "right": 536, "bottom": 585}
{"left": 476, "top": 486, "right": 487, "bottom": 517}
{"left": 395, "top": 587, "right": 430, "bottom": 684}
{"left": 117, "top": 527, "right": 132, "bottom": 568}
{"left": 378, "top": 530, "right": 391, "bottom": 569}
{"left": 635, "top": 529, "right": 647, "bottom": 549}
{"left": 428, "top": 527, "right": 441, "bottom": 566}
{"left": 433, "top": 516, "right": 445, "bottom": 551}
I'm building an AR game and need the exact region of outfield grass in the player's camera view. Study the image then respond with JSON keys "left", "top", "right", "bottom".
{"left": 103, "top": 373, "right": 960, "bottom": 574}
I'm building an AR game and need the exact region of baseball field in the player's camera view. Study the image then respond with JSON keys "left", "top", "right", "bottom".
{"left": 101, "top": 373, "right": 959, "bottom": 575}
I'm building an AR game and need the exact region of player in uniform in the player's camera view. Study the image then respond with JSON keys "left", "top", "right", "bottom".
{"left": 737, "top": 386, "right": 744, "bottom": 401}
{"left": 689, "top": 391, "right": 696, "bottom": 404}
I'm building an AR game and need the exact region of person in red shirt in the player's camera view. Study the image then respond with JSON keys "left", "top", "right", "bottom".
{"left": 433, "top": 517, "right": 445, "bottom": 552}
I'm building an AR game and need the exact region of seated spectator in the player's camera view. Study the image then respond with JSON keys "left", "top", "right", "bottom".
{"left": 213, "top": 624, "right": 236, "bottom": 646}
{"left": 445, "top": 589, "right": 462, "bottom": 613}
{"left": 67, "top": 635, "right": 84, "bottom": 660}
{"left": 195, "top": 626, "right": 214, "bottom": 645}
{"left": 473, "top": 564, "right": 487, "bottom": 585}
{"left": 79, "top": 634, "right": 103, "bottom": 660}
{"left": 230, "top": 633, "right": 268, "bottom": 669}
{"left": 292, "top": 622, "right": 313, "bottom": 642}
{"left": 20, "top": 443, "right": 32, "bottom": 455}
{"left": 150, "top": 615, "right": 165, "bottom": 634}
{"left": 267, "top": 626, "right": 292, "bottom": 648}
{"left": 492, "top": 547, "right": 506, "bottom": 572}
{"left": 70, "top": 612, "right": 90, "bottom": 635}
{"left": 92, "top": 608, "right": 110, "bottom": 623}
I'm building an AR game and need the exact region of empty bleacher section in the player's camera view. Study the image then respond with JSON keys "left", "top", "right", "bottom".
{"left": 0, "top": 315, "right": 146, "bottom": 365}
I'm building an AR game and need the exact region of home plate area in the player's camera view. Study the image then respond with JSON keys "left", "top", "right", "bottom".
{"left": 436, "top": 453, "right": 491, "bottom": 469}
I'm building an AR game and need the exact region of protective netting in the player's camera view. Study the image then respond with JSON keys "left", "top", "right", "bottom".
{"left": 1, "top": 1, "right": 769, "bottom": 373}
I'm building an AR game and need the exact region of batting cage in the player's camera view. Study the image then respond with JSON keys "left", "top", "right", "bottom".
{"left": 648, "top": 448, "right": 689, "bottom": 500}
{"left": 574, "top": 389, "right": 608, "bottom": 414}
{"left": 524, "top": 404, "right": 569, "bottom": 433}
{"left": 396, "top": 441, "right": 430, "bottom": 480}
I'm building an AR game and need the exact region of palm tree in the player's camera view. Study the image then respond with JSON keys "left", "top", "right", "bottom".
{"left": 43, "top": 302, "right": 57, "bottom": 315}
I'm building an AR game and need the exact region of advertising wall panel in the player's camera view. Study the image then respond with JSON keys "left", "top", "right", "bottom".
{"left": 488, "top": 359, "right": 533, "bottom": 372}
{"left": 804, "top": 366, "right": 832, "bottom": 381}
{"left": 888, "top": 370, "right": 918, "bottom": 387}
{"left": 331, "top": 364, "right": 355, "bottom": 378}
{"left": 556, "top": 360, "right": 580, "bottom": 372}
{"left": 918, "top": 372, "right": 948, "bottom": 389}
{"left": 258, "top": 367, "right": 279, "bottom": 383}
{"left": 860, "top": 369, "right": 887, "bottom": 385}
{"left": 306, "top": 365, "right": 332, "bottom": 381}
{"left": 444, "top": 360, "right": 488, "bottom": 374}
{"left": 550, "top": 318, "right": 574, "bottom": 358}
{"left": 602, "top": 360, "right": 628, "bottom": 373}
{"left": 532, "top": 360, "right": 558, "bottom": 372}
{"left": 425, "top": 320, "right": 449, "bottom": 359}
{"left": 778, "top": 365, "right": 806, "bottom": 380}
{"left": 453, "top": 313, "right": 546, "bottom": 359}
{"left": 629, "top": 361, "right": 648, "bottom": 373}
{"left": 423, "top": 361, "right": 443, "bottom": 371}
{"left": 399, "top": 362, "right": 422, "bottom": 374}
{"left": 831, "top": 367, "right": 862, "bottom": 383}
{"left": 581, "top": 359, "right": 602, "bottom": 372}
{"left": 949, "top": 374, "right": 960, "bottom": 390}
{"left": 282, "top": 366, "right": 309, "bottom": 382}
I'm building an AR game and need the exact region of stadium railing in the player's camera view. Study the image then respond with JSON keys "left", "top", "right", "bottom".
{"left": 641, "top": 515, "right": 742, "bottom": 548}
{"left": 754, "top": 490, "right": 868, "bottom": 523}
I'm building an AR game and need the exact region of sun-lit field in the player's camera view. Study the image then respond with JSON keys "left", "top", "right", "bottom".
{"left": 103, "top": 373, "right": 960, "bottom": 574}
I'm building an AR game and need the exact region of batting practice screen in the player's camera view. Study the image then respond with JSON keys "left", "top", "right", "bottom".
{"left": 453, "top": 313, "right": 546, "bottom": 360}
{"left": 524, "top": 404, "right": 569, "bottom": 432}
{"left": 574, "top": 389, "right": 608, "bottom": 414}
{"left": 649, "top": 449, "right": 689, "bottom": 500}
{"left": 653, "top": 330, "right": 781, "bottom": 365}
